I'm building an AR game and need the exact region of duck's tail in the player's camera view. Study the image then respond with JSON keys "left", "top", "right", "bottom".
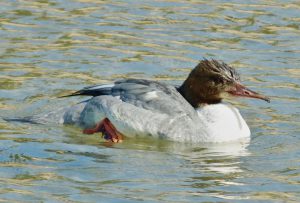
{"left": 2, "top": 116, "right": 42, "bottom": 124}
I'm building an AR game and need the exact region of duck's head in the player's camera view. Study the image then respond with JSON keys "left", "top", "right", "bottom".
{"left": 179, "top": 59, "right": 270, "bottom": 107}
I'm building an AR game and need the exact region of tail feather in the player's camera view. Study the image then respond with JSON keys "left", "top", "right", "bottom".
{"left": 59, "top": 84, "right": 114, "bottom": 98}
{"left": 3, "top": 117, "right": 41, "bottom": 124}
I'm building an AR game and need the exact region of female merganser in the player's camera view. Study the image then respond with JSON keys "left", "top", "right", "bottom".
{"left": 62, "top": 59, "right": 270, "bottom": 143}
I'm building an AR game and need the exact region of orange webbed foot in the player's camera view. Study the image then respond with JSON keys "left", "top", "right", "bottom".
{"left": 83, "top": 118, "right": 123, "bottom": 143}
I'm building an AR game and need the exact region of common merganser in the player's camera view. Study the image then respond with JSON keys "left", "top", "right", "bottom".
{"left": 61, "top": 59, "right": 270, "bottom": 143}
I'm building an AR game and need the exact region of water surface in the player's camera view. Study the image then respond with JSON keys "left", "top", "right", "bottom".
{"left": 0, "top": 0, "right": 300, "bottom": 202}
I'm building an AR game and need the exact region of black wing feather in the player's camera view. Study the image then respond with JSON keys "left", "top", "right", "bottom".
{"left": 60, "top": 85, "right": 113, "bottom": 97}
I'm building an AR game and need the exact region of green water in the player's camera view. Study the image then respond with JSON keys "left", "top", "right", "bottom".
{"left": 0, "top": 0, "right": 300, "bottom": 202}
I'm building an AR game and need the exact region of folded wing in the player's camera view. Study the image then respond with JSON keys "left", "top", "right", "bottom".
{"left": 64, "top": 79, "right": 196, "bottom": 117}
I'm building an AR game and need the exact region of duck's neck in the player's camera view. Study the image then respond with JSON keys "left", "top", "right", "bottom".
{"left": 178, "top": 82, "right": 222, "bottom": 107}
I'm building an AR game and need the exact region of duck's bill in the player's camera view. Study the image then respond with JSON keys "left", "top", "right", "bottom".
{"left": 227, "top": 83, "right": 270, "bottom": 103}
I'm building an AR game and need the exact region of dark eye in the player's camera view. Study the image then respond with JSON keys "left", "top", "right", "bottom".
{"left": 225, "top": 79, "right": 235, "bottom": 85}
{"left": 209, "top": 76, "right": 224, "bottom": 84}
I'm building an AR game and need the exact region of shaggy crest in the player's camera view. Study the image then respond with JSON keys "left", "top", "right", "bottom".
{"left": 198, "top": 59, "right": 240, "bottom": 82}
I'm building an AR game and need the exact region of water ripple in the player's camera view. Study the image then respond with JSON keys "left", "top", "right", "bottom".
{"left": 0, "top": 0, "right": 299, "bottom": 202}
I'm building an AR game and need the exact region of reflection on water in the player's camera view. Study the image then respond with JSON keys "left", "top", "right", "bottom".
{"left": 0, "top": 0, "right": 300, "bottom": 202}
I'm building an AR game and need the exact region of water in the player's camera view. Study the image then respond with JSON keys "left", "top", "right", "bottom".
{"left": 0, "top": 0, "right": 300, "bottom": 202}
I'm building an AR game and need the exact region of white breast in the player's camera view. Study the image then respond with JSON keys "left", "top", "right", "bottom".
{"left": 196, "top": 103, "right": 250, "bottom": 142}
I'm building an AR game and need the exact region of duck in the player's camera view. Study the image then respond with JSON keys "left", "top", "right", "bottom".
{"left": 61, "top": 59, "right": 270, "bottom": 143}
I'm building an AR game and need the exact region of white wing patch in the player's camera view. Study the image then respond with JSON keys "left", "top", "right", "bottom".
{"left": 142, "top": 91, "right": 159, "bottom": 101}
{"left": 87, "top": 84, "right": 114, "bottom": 90}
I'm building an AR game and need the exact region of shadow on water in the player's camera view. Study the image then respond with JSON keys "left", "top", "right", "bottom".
{"left": 56, "top": 124, "right": 251, "bottom": 200}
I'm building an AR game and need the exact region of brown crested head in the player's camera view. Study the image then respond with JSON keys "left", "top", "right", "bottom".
{"left": 178, "top": 59, "right": 270, "bottom": 107}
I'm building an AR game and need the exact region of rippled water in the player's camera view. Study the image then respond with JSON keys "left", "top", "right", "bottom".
{"left": 0, "top": 0, "right": 300, "bottom": 202}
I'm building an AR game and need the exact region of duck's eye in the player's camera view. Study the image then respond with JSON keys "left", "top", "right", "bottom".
{"left": 209, "top": 76, "right": 224, "bottom": 84}
{"left": 225, "top": 79, "right": 235, "bottom": 85}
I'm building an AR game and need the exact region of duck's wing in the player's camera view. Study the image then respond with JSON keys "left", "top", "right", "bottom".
{"left": 64, "top": 79, "right": 196, "bottom": 117}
